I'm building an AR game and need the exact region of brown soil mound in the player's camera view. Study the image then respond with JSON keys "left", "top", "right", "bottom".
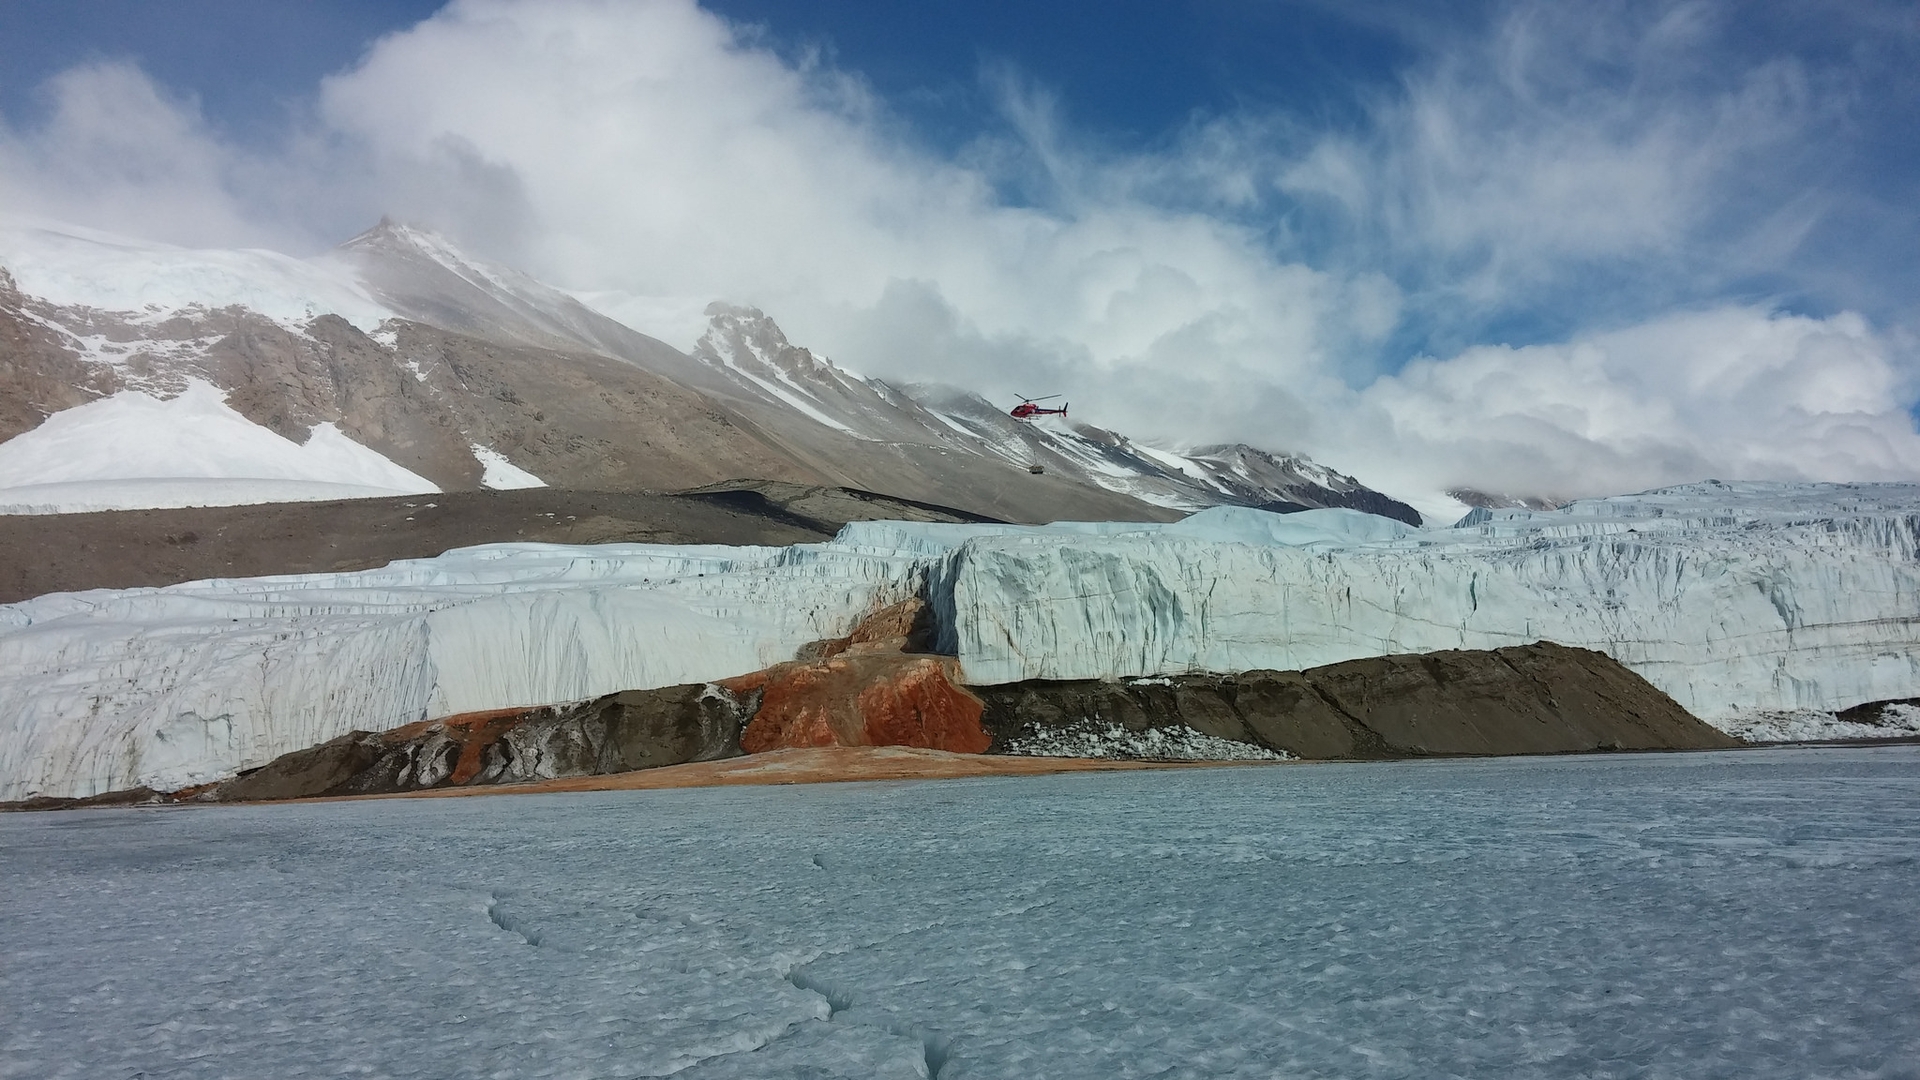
{"left": 0, "top": 482, "right": 996, "bottom": 603}
{"left": 976, "top": 642, "right": 1741, "bottom": 759}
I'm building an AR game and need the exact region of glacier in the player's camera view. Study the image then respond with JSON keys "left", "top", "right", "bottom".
{"left": 2, "top": 480, "right": 1917, "bottom": 800}
{"left": 0, "top": 543, "right": 928, "bottom": 800}
{"left": 927, "top": 483, "right": 1920, "bottom": 720}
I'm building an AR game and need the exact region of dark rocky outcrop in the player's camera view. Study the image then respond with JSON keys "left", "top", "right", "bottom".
{"left": 1252, "top": 487, "right": 1421, "bottom": 527}
{"left": 6, "top": 640, "right": 1741, "bottom": 809}
{"left": 0, "top": 268, "right": 121, "bottom": 443}
{"left": 207, "top": 682, "right": 754, "bottom": 802}
{"left": 975, "top": 642, "right": 1739, "bottom": 760}
{"left": 1834, "top": 697, "right": 1920, "bottom": 727}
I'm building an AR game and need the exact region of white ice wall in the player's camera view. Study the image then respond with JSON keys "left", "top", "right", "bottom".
{"left": 4, "top": 482, "right": 1916, "bottom": 801}
{"left": 0, "top": 542, "right": 924, "bottom": 800}
{"left": 944, "top": 485, "right": 1920, "bottom": 719}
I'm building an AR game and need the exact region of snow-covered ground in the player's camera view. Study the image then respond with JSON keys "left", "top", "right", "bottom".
{"left": 2, "top": 482, "right": 1915, "bottom": 800}
{"left": 4, "top": 749, "right": 1917, "bottom": 1078}
{"left": 0, "top": 380, "right": 439, "bottom": 513}
{"left": 998, "top": 720, "right": 1289, "bottom": 761}
{"left": 1719, "top": 703, "right": 1920, "bottom": 744}
{"left": 470, "top": 443, "right": 546, "bottom": 489}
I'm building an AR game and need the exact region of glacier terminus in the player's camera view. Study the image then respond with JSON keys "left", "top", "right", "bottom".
{"left": 1, "top": 480, "right": 1916, "bottom": 801}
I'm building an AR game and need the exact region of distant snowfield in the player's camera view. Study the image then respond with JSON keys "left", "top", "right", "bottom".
{"left": 4, "top": 751, "right": 1917, "bottom": 1078}
{"left": 0, "top": 214, "right": 391, "bottom": 331}
{"left": 0, "top": 380, "right": 439, "bottom": 513}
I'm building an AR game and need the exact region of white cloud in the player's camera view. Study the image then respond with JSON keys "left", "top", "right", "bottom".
{"left": 0, "top": 62, "right": 271, "bottom": 249}
{"left": 307, "top": 0, "right": 1398, "bottom": 437}
{"left": 0, "top": 0, "right": 1915, "bottom": 516}
{"left": 1335, "top": 306, "right": 1920, "bottom": 516}
{"left": 1282, "top": 3, "right": 1839, "bottom": 317}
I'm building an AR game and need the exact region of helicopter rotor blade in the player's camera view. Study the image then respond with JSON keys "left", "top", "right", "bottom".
{"left": 1017, "top": 394, "right": 1063, "bottom": 404}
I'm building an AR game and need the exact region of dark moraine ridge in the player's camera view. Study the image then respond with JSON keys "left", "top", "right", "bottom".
{"left": 5, "top": 642, "right": 1739, "bottom": 809}
{"left": 0, "top": 481, "right": 999, "bottom": 603}
{"left": 973, "top": 642, "right": 1740, "bottom": 759}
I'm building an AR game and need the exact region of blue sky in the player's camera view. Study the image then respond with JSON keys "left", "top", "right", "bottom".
{"left": 3, "top": 0, "right": 1918, "bottom": 505}
{"left": 5, "top": 1, "right": 1913, "bottom": 349}
{"left": 0, "top": 2, "right": 1410, "bottom": 147}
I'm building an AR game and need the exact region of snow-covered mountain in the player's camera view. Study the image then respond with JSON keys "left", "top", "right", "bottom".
{"left": 0, "top": 215, "right": 1419, "bottom": 523}
{"left": 4, "top": 481, "right": 1915, "bottom": 800}
{"left": 688, "top": 302, "right": 1416, "bottom": 518}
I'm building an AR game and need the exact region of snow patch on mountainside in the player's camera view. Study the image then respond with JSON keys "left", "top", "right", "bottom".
{"left": 0, "top": 380, "right": 438, "bottom": 511}
{"left": 471, "top": 444, "right": 546, "bottom": 489}
{"left": 570, "top": 289, "right": 713, "bottom": 351}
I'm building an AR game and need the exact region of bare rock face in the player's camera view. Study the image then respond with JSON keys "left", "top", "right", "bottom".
{"left": 0, "top": 269, "right": 120, "bottom": 443}
{"left": 975, "top": 642, "right": 1741, "bottom": 760}
{"left": 384, "top": 321, "right": 817, "bottom": 493}
{"left": 206, "top": 683, "right": 755, "bottom": 802}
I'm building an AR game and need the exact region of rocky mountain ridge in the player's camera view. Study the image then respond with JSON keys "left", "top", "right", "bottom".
{"left": 1, "top": 216, "right": 1420, "bottom": 524}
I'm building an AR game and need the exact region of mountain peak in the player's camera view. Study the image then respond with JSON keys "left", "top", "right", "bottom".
{"left": 337, "top": 218, "right": 465, "bottom": 266}
{"left": 695, "top": 302, "right": 843, "bottom": 383}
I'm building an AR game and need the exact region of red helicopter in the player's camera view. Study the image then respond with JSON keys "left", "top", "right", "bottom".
{"left": 1009, "top": 394, "right": 1068, "bottom": 420}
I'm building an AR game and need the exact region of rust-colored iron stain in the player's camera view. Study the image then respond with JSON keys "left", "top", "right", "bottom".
{"left": 731, "top": 655, "right": 989, "bottom": 754}
{"left": 855, "top": 658, "right": 989, "bottom": 753}
{"left": 380, "top": 705, "right": 542, "bottom": 745}
{"left": 371, "top": 706, "right": 555, "bottom": 785}
{"left": 446, "top": 713, "right": 529, "bottom": 785}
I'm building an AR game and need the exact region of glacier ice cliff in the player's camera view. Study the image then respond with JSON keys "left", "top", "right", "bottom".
{"left": 937, "top": 483, "right": 1920, "bottom": 719}
{"left": 2, "top": 481, "right": 1916, "bottom": 800}
{"left": 0, "top": 542, "right": 926, "bottom": 800}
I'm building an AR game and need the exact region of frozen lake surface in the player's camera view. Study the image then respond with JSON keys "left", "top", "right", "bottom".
{"left": 5, "top": 748, "right": 1919, "bottom": 1079}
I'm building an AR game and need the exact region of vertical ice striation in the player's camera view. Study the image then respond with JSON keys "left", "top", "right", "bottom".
{"left": 943, "top": 485, "right": 1920, "bottom": 719}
